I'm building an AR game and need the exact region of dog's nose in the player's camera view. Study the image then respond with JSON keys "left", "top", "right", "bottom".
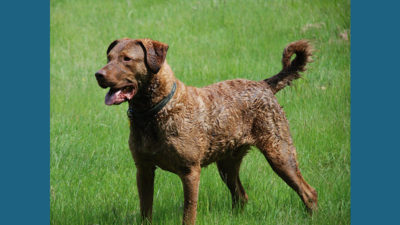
{"left": 95, "top": 70, "right": 110, "bottom": 89}
{"left": 95, "top": 70, "right": 105, "bottom": 80}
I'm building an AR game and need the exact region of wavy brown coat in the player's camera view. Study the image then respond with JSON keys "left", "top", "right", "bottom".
{"left": 95, "top": 38, "right": 317, "bottom": 225}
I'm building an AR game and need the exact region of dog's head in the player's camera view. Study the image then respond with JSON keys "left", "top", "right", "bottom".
{"left": 95, "top": 38, "right": 169, "bottom": 105}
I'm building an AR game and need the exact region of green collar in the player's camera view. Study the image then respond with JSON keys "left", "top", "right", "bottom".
{"left": 127, "top": 82, "right": 177, "bottom": 119}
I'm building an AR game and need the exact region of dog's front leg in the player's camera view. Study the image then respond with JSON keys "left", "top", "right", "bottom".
{"left": 136, "top": 164, "right": 156, "bottom": 224}
{"left": 179, "top": 165, "right": 201, "bottom": 225}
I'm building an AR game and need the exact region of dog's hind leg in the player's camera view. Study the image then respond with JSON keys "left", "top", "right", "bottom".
{"left": 217, "top": 148, "right": 249, "bottom": 209}
{"left": 255, "top": 136, "right": 318, "bottom": 212}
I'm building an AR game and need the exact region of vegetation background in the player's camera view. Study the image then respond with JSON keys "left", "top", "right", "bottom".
{"left": 50, "top": 0, "right": 350, "bottom": 224}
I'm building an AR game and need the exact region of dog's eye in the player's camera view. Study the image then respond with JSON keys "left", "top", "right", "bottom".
{"left": 123, "top": 56, "right": 131, "bottom": 62}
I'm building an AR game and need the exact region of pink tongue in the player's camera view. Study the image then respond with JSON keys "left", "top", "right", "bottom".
{"left": 105, "top": 90, "right": 122, "bottom": 105}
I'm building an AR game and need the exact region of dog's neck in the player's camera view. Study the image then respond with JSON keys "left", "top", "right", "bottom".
{"left": 128, "top": 62, "right": 176, "bottom": 112}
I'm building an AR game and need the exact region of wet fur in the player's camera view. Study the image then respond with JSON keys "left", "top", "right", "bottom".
{"left": 95, "top": 38, "right": 317, "bottom": 225}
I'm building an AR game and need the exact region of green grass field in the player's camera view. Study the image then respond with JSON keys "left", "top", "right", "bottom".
{"left": 50, "top": 0, "right": 350, "bottom": 224}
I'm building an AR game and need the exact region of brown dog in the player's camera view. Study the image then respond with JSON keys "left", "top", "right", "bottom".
{"left": 95, "top": 38, "right": 317, "bottom": 224}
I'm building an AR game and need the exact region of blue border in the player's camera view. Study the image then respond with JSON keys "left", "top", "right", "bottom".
{"left": 0, "top": 1, "right": 49, "bottom": 224}
{"left": 351, "top": 0, "right": 400, "bottom": 224}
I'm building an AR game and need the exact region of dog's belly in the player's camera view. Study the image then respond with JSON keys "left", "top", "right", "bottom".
{"left": 200, "top": 142, "right": 251, "bottom": 167}
{"left": 129, "top": 123, "right": 252, "bottom": 172}
{"left": 130, "top": 135, "right": 251, "bottom": 172}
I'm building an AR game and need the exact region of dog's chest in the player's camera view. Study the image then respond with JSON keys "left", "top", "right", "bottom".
{"left": 129, "top": 120, "right": 170, "bottom": 152}
{"left": 128, "top": 119, "right": 202, "bottom": 171}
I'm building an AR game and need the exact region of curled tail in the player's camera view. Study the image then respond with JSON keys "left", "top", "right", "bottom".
{"left": 265, "top": 40, "right": 313, "bottom": 94}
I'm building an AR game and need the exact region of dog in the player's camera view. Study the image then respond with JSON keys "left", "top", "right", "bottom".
{"left": 95, "top": 38, "right": 317, "bottom": 224}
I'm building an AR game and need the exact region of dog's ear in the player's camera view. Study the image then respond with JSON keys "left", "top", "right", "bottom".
{"left": 137, "top": 39, "right": 169, "bottom": 74}
{"left": 106, "top": 40, "right": 119, "bottom": 55}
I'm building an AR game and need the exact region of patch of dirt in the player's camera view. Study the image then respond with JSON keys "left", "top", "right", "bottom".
{"left": 339, "top": 30, "right": 349, "bottom": 41}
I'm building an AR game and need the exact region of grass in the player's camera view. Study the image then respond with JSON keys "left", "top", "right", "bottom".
{"left": 50, "top": 0, "right": 350, "bottom": 224}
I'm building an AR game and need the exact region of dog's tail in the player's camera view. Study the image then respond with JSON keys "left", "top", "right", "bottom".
{"left": 265, "top": 40, "right": 313, "bottom": 94}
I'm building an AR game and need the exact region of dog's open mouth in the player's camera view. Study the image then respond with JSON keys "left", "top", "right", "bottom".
{"left": 105, "top": 85, "right": 137, "bottom": 105}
